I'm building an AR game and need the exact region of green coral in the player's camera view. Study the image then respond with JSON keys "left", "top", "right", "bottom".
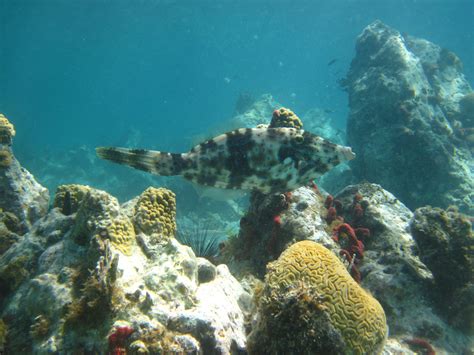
{"left": 53, "top": 184, "right": 92, "bottom": 215}
{"left": 0, "top": 114, "right": 15, "bottom": 145}
{"left": 248, "top": 240, "right": 387, "bottom": 355}
{"left": 269, "top": 107, "right": 303, "bottom": 129}
{"left": 133, "top": 187, "right": 176, "bottom": 240}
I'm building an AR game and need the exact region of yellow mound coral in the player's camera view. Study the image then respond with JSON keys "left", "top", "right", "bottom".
{"left": 0, "top": 114, "right": 15, "bottom": 145}
{"left": 97, "top": 216, "right": 135, "bottom": 256}
{"left": 133, "top": 187, "right": 176, "bottom": 240}
{"left": 53, "top": 184, "right": 92, "bottom": 215}
{"left": 269, "top": 107, "right": 303, "bottom": 129}
{"left": 249, "top": 240, "right": 387, "bottom": 355}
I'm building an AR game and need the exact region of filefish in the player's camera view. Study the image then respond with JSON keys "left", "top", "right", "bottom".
{"left": 96, "top": 127, "right": 355, "bottom": 194}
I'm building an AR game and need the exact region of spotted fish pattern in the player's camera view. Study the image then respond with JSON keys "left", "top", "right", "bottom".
{"left": 96, "top": 127, "right": 355, "bottom": 193}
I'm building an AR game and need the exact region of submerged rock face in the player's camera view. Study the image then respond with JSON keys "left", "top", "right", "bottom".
{"left": 0, "top": 185, "right": 250, "bottom": 354}
{"left": 410, "top": 206, "right": 474, "bottom": 334}
{"left": 345, "top": 20, "right": 473, "bottom": 214}
{"left": 0, "top": 114, "right": 49, "bottom": 233}
{"left": 334, "top": 183, "right": 472, "bottom": 353}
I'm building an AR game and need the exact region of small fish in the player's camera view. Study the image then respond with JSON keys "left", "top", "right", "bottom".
{"left": 96, "top": 127, "right": 355, "bottom": 194}
{"left": 327, "top": 58, "right": 338, "bottom": 66}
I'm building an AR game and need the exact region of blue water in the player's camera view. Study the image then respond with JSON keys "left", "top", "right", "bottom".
{"left": 1, "top": 0, "right": 473, "bottom": 202}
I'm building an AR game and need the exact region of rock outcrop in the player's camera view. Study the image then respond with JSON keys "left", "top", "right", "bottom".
{"left": 0, "top": 114, "right": 49, "bottom": 234}
{"left": 344, "top": 20, "right": 473, "bottom": 214}
{"left": 1, "top": 184, "right": 250, "bottom": 353}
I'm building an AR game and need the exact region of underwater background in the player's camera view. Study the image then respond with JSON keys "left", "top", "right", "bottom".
{"left": 1, "top": 0, "right": 473, "bottom": 203}
{"left": 1, "top": 1, "right": 474, "bottom": 354}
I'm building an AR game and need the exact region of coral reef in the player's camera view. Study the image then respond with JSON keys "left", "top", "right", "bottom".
{"left": 133, "top": 187, "right": 176, "bottom": 240}
{"left": 269, "top": 107, "right": 303, "bottom": 129}
{"left": 53, "top": 184, "right": 92, "bottom": 215}
{"left": 344, "top": 20, "right": 473, "bottom": 213}
{"left": 458, "top": 92, "right": 474, "bottom": 127}
{"left": 1, "top": 175, "right": 249, "bottom": 353}
{"left": 410, "top": 206, "right": 474, "bottom": 333}
{"left": 176, "top": 220, "right": 224, "bottom": 260}
{"left": 0, "top": 148, "right": 12, "bottom": 168}
{"left": 0, "top": 114, "right": 15, "bottom": 145}
{"left": 0, "top": 114, "right": 49, "bottom": 233}
{"left": 97, "top": 216, "right": 136, "bottom": 256}
{"left": 221, "top": 184, "right": 334, "bottom": 278}
{"left": 0, "top": 210, "right": 20, "bottom": 255}
{"left": 248, "top": 240, "right": 387, "bottom": 354}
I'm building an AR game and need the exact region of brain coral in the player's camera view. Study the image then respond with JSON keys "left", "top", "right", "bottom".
{"left": 53, "top": 184, "right": 92, "bottom": 215}
{"left": 248, "top": 240, "right": 387, "bottom": 355}
{"left": 0, "top": 114, "right": 15, "bottom": 145}
{"left": 269, "top": 107, "right": 303, "bottom": 129}
{"left": 133, "top": 187, "right": 176, "bottom": 240}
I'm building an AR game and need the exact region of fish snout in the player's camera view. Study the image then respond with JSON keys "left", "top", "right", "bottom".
{"left": 341, "top": 147, "right": 356, "bottom": 161}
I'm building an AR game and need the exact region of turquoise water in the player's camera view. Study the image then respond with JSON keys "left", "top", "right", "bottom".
{"left": 1, "top": 0, "right": 473, "bottom": 203}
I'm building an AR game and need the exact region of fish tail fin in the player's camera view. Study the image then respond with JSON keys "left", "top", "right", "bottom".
{"left": 96, "top": 147, "right": 189, "bottom": 176}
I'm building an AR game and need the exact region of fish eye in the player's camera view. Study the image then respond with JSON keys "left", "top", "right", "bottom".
{"left": 295, "top": 135, "right": 304, "bottom": 144}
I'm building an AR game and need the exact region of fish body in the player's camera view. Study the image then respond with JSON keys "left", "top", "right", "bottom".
{"left": 96, "top": 127, "right": 355, "bottom": 193}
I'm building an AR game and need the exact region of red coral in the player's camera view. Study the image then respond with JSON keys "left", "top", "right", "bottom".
{"left": 326, "top": 207, "right": 337, "bottom": 224}
{"left": 267, "top": 214, "right": 282, "bottom": 255}
{"left": 353, "top": 193, "right": 363, "bottom": 203}
{"left": 324, "top": 194, "right": 334, "bottom": 209}
{"left": 339, "top": 249, "right": 362, "bottom": 283}
{"left": 405, "top": 338, "right": 436, "bottom": 355}
{"left": 325, "top": 193, "right": 371, "bottom": 283}
{"left": 309, "top": 181, "right": 319, "bottom": 192}
{"left": 333, "top": 199, "right": 343, "bottom": 214}
{"left": 273, "top": 215, "right": 282, "bottom": 226}
{"left": 352, "top": 203, "right": 364, "bottom": 219}
{"left": 355, "top": 227, "right": 370, "bottom": 241}
{"left": 109, "top": 325, "right": 134, "bottom": 354}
